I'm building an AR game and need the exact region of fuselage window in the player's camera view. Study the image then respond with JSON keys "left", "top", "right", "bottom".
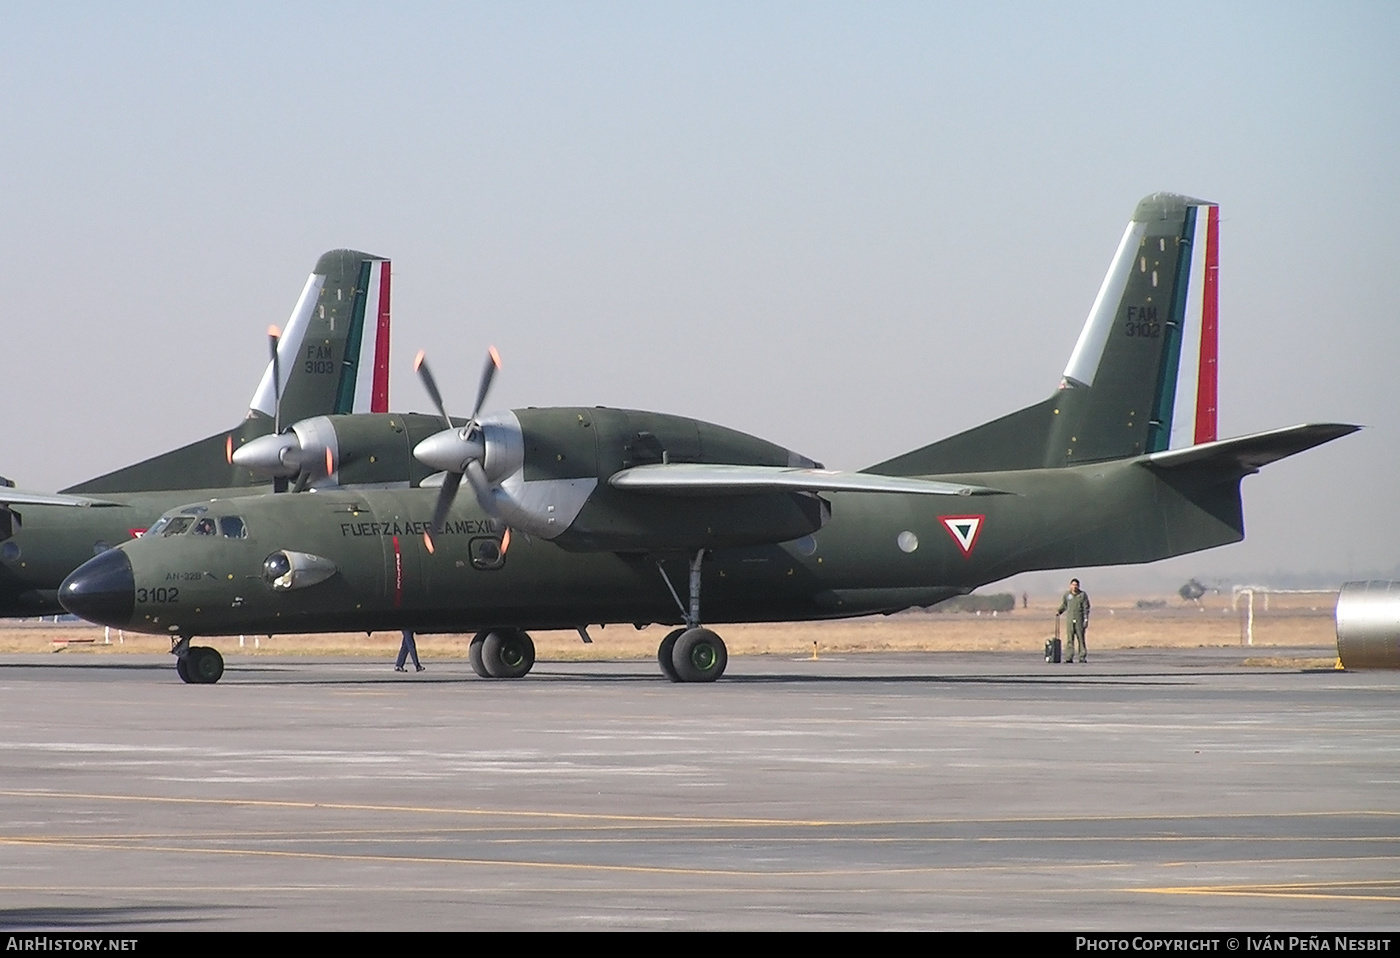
{"left": 220, "top": 516, "right": 247, "bottom": 539}
{"left": 469, "top": 536, "right": 507, "bottom": 571}
{"left": 162, "top": 516, "right": 194, "bottom": 537}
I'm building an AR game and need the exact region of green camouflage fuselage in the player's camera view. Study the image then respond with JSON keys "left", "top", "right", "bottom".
{"left": 104, "top": 446, "right": 1246, "bottom": 639}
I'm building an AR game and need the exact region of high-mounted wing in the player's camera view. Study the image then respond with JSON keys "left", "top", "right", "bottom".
{"left": 0, "top": 490, "right": 122, "bottom": 508}
{"left": 608, "top": 463, "right": 1007, "bottom": 497}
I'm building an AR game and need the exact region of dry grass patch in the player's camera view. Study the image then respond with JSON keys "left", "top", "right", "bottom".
{"left": 4, "top": 594, "right": 1339, "bottom": 659}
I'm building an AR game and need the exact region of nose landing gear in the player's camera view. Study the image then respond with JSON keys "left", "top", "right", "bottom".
{"left": 173, "top": 637, "right": 225, "bottom": 684}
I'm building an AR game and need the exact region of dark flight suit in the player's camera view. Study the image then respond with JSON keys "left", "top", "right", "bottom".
{"left": 1057, "top": 589, "right": 1090, "bottom": 663}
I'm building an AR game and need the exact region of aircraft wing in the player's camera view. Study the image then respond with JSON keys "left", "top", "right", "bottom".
{"left": 608, "top": 463, "right": 1007, "bottom": 497}
{"left": 0, "top": 490, "right": 123, "bottom": 508}
{"left": 1142, "top": 423, "right": 1360, "bottom": 474}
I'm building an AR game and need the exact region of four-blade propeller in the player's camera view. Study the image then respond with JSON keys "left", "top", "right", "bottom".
{"left": 412, "top": 347, "right": 506, "bottom": 553}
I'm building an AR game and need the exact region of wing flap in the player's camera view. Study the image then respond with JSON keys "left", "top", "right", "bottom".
{"left": 609, "top": 463, "right": 1007, "bottom": 497}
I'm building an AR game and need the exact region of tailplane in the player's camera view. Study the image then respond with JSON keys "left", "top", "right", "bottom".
{"left": 65, "top": 250, "right": 391, "bottom": 494}
{"left": 868, "top": 193, "right": 1219, "bottom": 476}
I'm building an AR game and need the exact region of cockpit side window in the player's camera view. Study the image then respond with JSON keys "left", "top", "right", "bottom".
{"left": 219, "top": 516, "right": 247, "bottom": 539}
{"left": 146, "top": 518, "right": 171, "bottom": 537}
{"left": 162, "top": 516, "right": 194, "bottom": 537}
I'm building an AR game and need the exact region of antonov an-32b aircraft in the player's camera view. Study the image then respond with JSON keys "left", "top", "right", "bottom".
{"left": 58, "top": 195, "right": 1357, "bottom": 684}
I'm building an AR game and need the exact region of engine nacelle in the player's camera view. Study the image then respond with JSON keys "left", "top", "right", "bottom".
{"left": 232, "top": 413, "right": 450, "bottom": 489}
{"left": 1336, "top": 580, "right": 1400, "bottom": 669}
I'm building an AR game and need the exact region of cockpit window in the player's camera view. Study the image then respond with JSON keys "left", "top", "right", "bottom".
{"left": 192, "top": 517, "right": 217, "bottom": 536}
{"left": 219, "top": 516, "right": 247, "bottom": 539}
{"left": 162, "top": 516, "right": 195, "bottom": 537}
{"left": 146, "top": 517, "right": 171, "bottom": 537}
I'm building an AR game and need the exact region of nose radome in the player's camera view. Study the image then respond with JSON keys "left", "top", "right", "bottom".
{"left": 59, "top": 549, "right": 135, "bottom": 627}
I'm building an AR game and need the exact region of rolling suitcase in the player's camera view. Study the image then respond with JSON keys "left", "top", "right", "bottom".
{"left": 1045, "top": 617, "right": 1062, "bottom": 663}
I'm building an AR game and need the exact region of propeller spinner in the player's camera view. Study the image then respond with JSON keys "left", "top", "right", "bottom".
{"left": 232, "top": 416, "right": 339, "bottom": 491}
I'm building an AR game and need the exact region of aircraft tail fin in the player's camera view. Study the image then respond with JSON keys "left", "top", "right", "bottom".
{"left": 64, "top": 249, "right": 391, "bottom": 495}
{"left": 867, "top": 193, "right": 1219, "bottom": 476}
{"left": 248, "top": 249, "right": 392, "bottom": 422}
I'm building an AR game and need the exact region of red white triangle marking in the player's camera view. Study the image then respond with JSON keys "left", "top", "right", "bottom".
{"left": 940, "top": 515, "right": 984, "bottom": 557}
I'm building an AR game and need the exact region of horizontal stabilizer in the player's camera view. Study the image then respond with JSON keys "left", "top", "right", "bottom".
{"left": 1141, "top": 423, "right": 1359, "bottom": 474}
{"left": 609, "top": 463, "right": 1007, "bottom": 497}
{"left": 0, "top": 490, "right": 122, "bottom": 508}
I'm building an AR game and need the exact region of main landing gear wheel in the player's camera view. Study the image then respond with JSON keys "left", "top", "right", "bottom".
{"left": 178, "top": 646, "right": 224, "bottom": 685}
{"left": 468, "top": 632, "right": 491, "bottom": 678}
{"left": 654, "top": 550, "right": 728, "bottom": 683}
{"left": 671, "top": 628, "right": 727, "bottom": 683}
{"left": 657, "top": 628, "right": 685, "bottom": 682}
{"left": 480, "top": 629, "right": 535, "bottom": 679}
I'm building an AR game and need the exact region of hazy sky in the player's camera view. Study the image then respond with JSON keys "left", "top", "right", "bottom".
{"left": 2, "top": 2, "right": 1396, "bottom": 591}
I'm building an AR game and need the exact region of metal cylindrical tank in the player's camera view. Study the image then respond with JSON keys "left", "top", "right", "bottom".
{"left": 1336, "top": 581, "right": 1400, "bottom": 669}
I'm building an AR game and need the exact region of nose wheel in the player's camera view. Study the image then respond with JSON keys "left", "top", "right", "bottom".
{"left": 655, "top": 550, "right": 728, "bottom": 683}
{"left": 173, "top": 638, "right": 224, "bottom": 684}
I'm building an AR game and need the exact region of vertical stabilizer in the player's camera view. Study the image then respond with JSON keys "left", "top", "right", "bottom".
{"left": 65, "top": 249, "right": 392, "bottom": 494}
{"left": 248, "top": 250, "right": 392, "bottom": 424}
{"left": 867, "top": 193, "right": 1217, "bottom": 477}
{"left": 1052, "top": 193, "right": 1218, "bottom": 462}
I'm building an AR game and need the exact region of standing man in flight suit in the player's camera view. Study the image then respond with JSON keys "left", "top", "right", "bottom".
{"left": 1057, "top": 578, "right": 1090, "bottom": 663}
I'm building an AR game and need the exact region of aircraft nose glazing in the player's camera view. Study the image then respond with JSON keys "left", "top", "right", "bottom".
{"left": 59, "top": 549, "right": 135, "bottom": 627}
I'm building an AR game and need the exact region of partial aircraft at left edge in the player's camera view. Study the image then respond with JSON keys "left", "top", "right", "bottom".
{"left": 0, "top": 249, "right": 393, "bottom": 617}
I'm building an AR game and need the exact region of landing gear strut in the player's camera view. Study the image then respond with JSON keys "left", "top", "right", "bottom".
{"left": 469, "top": 628, "right": 536, "bottom": 679}
{"left": 172, "top": 637, "right": 224, "bottom": 685}
{"left": 656, "top": 550, "right": 728, "bottom": 683}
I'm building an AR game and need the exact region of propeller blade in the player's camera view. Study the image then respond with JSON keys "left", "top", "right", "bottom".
{"left": 428, "top": 470, "right": 463, "bottom": 539}
{"left": 225, "top": 434, "right": 234, "bottom": 465}
{"left": 463, "top": 459, "right": 501, "bottom": 520}
{"left": 268, "top": 325, "right": 283, "bottom": 435}
{"left": 325, "top": 446, "right": 335, "bottom": 478}
{"left": 414, "top": 350, "right": 452, "bottom": 431}
{"left": 460, "top": 461, "right": 513, "bottom": 554}
{"left": 469, "top": 346, "right": 502, "bottom": 423}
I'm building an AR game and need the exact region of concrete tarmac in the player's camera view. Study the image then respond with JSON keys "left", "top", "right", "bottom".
{"left": 0, "top": 647, "right": 1396, "bottom": 931}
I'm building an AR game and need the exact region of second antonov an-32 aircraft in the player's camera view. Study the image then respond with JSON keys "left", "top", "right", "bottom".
{"left": 0, "top": 249, "right": 405, "bottom": 617}
{"left": 60, "top": 194, "right": 1356, "bottom": 685}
